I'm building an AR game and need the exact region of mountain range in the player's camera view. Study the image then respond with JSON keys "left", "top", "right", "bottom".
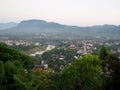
{"left": 0, "top": 19, "right": 120, "bottom": 39}
{"left": 0, "top": 22, "right": 17, "bottom": 30}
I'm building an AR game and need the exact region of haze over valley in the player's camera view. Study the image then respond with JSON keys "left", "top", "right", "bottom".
{"left": 0, "top": 19, "right": 120, "bottom": 40}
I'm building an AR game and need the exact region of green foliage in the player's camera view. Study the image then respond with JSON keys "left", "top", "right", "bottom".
{"left": 29, "top": 69, "right": 54, "bottom": 90}
{"left": 0, "top": 43, "right": 33, "bottom": 69}
{"left": 0, "top": 61, "right": 25, "bottom": 90}
{"left": 0, "top": 61, "right": 4, "bottom": 83}
{"left": 59, "top": 54, "right": 104, "bottom": 90}
{"left": 99, "top": 46, "right": 120, "bottom": 90}
{"left": 99, "top": 46, "right": 110, "bottom": 60}
{"left": 0, "top": 43, "right": 33, "bottom": 90}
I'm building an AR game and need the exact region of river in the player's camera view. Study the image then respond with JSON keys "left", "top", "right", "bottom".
{"left": 30, "top": 45, "right": 55, "bottom": 56}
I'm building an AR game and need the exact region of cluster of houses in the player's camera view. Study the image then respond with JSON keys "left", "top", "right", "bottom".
{"left": 0, "top": 39, "right": 41, "bottom": 46}
{"left": 61, "top": 40, "right": 120, "bottom": 54}
{"left": 61, "top": 40, "right": 97, "bottom": 55}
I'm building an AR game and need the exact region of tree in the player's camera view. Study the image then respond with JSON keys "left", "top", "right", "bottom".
{"left": 0, "top": 61, "right": 4, "bottom": 84}
{"left": 0, "top": 43, "right": 33, "bottom": 69}
{"left": 99, "top": 46, "right": 110, "bottom": 60}
{"left": 99, "top": 46, "right": 120, "bottom": 90}
{"left": 59, "top": 54, "right": 104, "bottom": 90}
{"left": 0, "top": 43, "right": 34, "bottom": 90}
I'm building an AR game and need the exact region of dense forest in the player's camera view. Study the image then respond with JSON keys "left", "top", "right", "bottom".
{"left": 0, "top": 43, "right": 120, "bottom": 90}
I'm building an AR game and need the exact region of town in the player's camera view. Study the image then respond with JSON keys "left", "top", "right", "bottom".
{"left": 1, "top": 36, "right": 120, "bottom": 72}
{"left": 0, "top": 37, "right": 120, "bottom": 56}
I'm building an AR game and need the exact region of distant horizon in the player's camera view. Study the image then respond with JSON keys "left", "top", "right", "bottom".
{"left": 0, "top": 19, "right": 120, "bottom": 27}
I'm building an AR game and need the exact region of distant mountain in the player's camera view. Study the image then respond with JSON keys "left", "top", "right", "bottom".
{"left": 0, "top": 19, "right": 70, "bottom": 34}
{"left": 18, "top": 20, "right": 65, "bottom": 28}
{"left": 0, "top": 22, "right": 17, "bottom": 30}
{"left": 0, "top": 19, "right": 120, "bottom": 39}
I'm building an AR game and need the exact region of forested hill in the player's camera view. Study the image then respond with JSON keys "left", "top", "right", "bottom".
{"left": 0, "top": 19, "right": 120, "bottom": 39}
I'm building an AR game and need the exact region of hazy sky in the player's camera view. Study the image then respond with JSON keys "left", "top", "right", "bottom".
{"left": 0, "top": 0, "right": 120, "bottom": 26}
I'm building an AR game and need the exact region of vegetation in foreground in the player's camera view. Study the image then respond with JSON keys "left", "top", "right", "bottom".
{"left": 0, "top": 43, "right": 120, "bottom": 90}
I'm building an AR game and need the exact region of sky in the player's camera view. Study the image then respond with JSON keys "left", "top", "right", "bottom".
{"left": 0, "top": 0, "right": 120, "bottom": 26}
